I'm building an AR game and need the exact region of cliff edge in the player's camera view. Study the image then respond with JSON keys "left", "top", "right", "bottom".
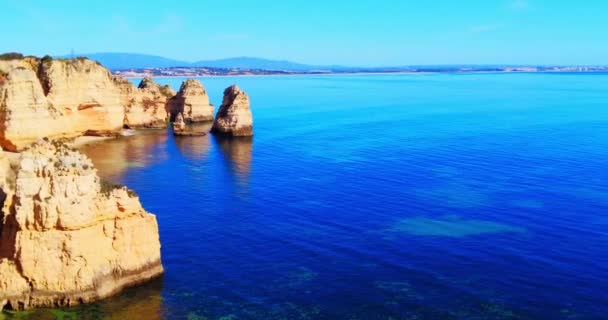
{"left": 0, "top": 140, "right": 163, "bottom": 310}
{"left": 0, "top": 57, "right": 125, "bottom": 150}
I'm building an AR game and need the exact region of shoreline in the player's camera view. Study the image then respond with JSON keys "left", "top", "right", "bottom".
{"left": 118, "top": 69, "right": 608, "bottom": 79}
{"left": 119, "top": 71, "right": 434, "bottom": 79}
{"left": 3, "top": 136, "right": 115, "bottom": 165}
{"left": 70, "top": 135, "right": 114, "bottom": 147}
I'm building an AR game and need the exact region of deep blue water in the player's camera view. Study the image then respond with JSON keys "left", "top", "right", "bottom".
{"left": 21, "top": 73, "right": 608, "bottom": 319}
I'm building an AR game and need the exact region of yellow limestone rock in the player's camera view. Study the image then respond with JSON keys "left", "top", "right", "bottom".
{"left": 173, "top": 112, "right": 186, "bottom": 133}
{"left": 37, "top": 58, "right": 124, "bottom": 134}
{"left": 211, "top": 85, "right": 253, "bottom": 136}
{"left": 0, "top": 67, "right": 71, "bottom": 151}
{"left": 168, "top": 79, "right": 214, "bottom": 122}
{"left": 0, "top": 57, "right": 133, "bottom": 151}
{"left": 117, "top": 77, "right": 173, "bottom": 128}
{"left": 0, "top": 140, "right": 163, "bottom": 310}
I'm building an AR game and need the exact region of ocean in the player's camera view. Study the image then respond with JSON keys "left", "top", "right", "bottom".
{"left": 13, "top": 73, "right": 608, "bottom": 319}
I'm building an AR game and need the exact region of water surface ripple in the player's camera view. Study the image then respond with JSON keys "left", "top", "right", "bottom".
{"left": 13, "top": 73, "right": 608, "bottom": 319}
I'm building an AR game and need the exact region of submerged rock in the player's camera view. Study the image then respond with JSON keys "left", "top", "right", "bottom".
{"left": 84, "top": 129, "right": 122, "bottom": 137}
{"left": 211, "top": 85, "right": 253, "bottom": 137}
{"left": 168, "top": 79, "right": 214, "bottom": 122}
{"left": 0, "top": 140, "right": 163, "bottom": 310}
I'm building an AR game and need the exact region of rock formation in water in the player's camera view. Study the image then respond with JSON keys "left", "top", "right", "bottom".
{"left": 173, "top": 112, "right": 186, "bottom": 133}
{"left": 0, "top": 140, "right": 163, "bottom": 310}
{"left": 0, "top": 56, "right": 125, "bottom": 151}
{"left": 211, "top": 85, "right": 253, "bottom": 136}
{"left": 117, "top": 77, "right": 173, "bottom": 129}
{"left": 172, "top": 112, "right": 207, "bottom": 136}
{"left": 168, "top": 79, "right": 214, "bottom": 123}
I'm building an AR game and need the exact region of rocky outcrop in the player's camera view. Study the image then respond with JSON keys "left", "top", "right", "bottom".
{"left": 37, "top": 58, "right": 125, "bottom": 133}
{"left": 0, "top": 57, "right": 125, "bottom": 151}
{"left": 173, "top": 113, "right": 207, "bottom": 136}
{"left": 0, "top": 66, "right": 70, "bottom": 151}
{"left": 0, "top": 140, "right": 162, "bottom": 310}
{"left": 168, "top": 79, "right": 214, "bottom": 122}
{"left": 0, "top": 56, "right": 256, "bottom": 148}
{"left": 173, "top": 112, "right": 186, "bottom": 133}
{"left": 211, "top": 85, "right": 253, "bottom": 136}
{"left": 117, "top": 77, "right": 173, "bottom": 129}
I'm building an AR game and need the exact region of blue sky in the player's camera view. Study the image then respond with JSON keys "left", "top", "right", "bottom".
{"left": 1, "top": 0, "right": 607, "bottom": 66}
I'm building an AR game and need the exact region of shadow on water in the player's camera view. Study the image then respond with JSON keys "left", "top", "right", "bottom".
{"left": 213, "top": 135, "right": 253, "bottom": 186}
{"left": 1, "top": 278, "right": 165, "bottom": 320}
{"left": 173, "top": 122, "right": 213, "bottom": 161}
{"left": 79, "top": 130, "right": 170, "bottom": 182}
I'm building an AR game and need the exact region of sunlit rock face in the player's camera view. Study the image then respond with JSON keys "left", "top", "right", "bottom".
{"left": 38, "top": 58, "right": 125, "bottom": 133}
{"left": 118, "top": 77, "right": 173, "bottom": 129}
{"left": 0, "top": 57, "right": 126, "bottom": 151}
{"left": 173, "top": 112, "right": 186, "bottom": 133}
{"left": 211, "top": 85, "right": 253, "bottom": 137}
{"left": 0, "top": 140, "right": 163, "bottom": 310}
{"left": 0, "top": 66, "right": 71, "bottom": 151}
{"left": 168, "top": 79, "right": 214, "bottom": 122}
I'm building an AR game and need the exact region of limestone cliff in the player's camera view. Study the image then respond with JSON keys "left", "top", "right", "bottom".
{"left": 37, "top": 58, "right": 124, "bottom": 133}
{"left": 0, "top": 57, "right": 126, "bottom": 151}
{"left": 117, "top": 77, "right": 173, "bottom": 129}
{"left": 0, "top": 140, "right": 163, "bottom": 310}
{"left": 0, "top": 66, "right": 70, "bottom": 151}
{"left": 211, "top": 85, "right": 253, "bottom": 136}
{"left": 168, "top": 79, "right": 214, "bottom": 122}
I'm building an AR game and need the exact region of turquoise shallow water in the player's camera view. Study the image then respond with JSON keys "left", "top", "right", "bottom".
{"left": 6, "top": 73, "right": 608, "bottom": 319}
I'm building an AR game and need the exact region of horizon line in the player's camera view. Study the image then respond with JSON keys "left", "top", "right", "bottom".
{"left": 58, "top": 52, "right": 608, "bottom": 68}
{"left": 2, "top": 51, "right": 605, "bottom": 68}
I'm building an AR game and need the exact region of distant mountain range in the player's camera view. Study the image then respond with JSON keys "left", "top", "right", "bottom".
{"left": 54, "top": 53, "right": 608, "bottom": 75}
{"left": 58, "top": 52, "right": 343, "bottom": 71}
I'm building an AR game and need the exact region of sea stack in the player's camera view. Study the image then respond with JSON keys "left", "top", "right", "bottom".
{"left": 211, "top": 85, "right": 253, "bottom": 137}
{"left": 0, "top": 140, "right": 163, "bottom": 310}
{"left": 118, "top": 76, "right": 174, "bottom": 129}
{"left": 168, "top": 79, "right": 214, "bottom": 123}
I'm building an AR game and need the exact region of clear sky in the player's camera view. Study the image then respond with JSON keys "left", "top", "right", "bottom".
{"left": 1, "top": 0, "right": 607, "bottom": 66}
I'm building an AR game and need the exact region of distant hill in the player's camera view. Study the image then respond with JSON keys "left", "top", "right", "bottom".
{"left": 58, "top": 52, "right": 345, "bottom": 71}
{"left": 191, "top": 57, "right": 326, "bottom": 71}
{"left": 58, "top": 53, "right": 189, "bottom": 70}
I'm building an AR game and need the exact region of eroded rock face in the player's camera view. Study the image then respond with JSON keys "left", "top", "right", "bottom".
{"left": 211, "top": 85, "right": 253, "bottom": 136}
{"left": 0, "top": 140, "right": 163, "bottom": 310}
{"left": 38, "top": 58, "right": 124, "bottom": 133}
{"left": 118, "top": 77, "right": 172, "bottom": 129}
{"left": 173, "top": 112, "right": 186, "bottom": 133}
{"left": 168, "top": 79, "right": 214, "bottom": 122}
{"left": 0, "top": 57, "right": 127, "bottom": 151}
{"left": 0, "top": 67, "right": 71, "bottom": 151}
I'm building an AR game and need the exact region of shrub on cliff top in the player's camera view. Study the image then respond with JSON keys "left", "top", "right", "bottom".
{"left": 100, "top": 179, "right": 138, "bottom": 198}
{"left": 41, "top": 55, "right": 53, "bottom": 65}
{"left": 100, "top": 179, "right": 124, "bottom": 195}
{"left": 0, "top": 52, "right": 24, "bottom": 60}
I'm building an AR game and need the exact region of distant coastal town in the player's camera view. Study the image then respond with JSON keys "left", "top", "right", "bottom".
{"left": 114, "top": 65, "right": 608, "bottom": 78}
